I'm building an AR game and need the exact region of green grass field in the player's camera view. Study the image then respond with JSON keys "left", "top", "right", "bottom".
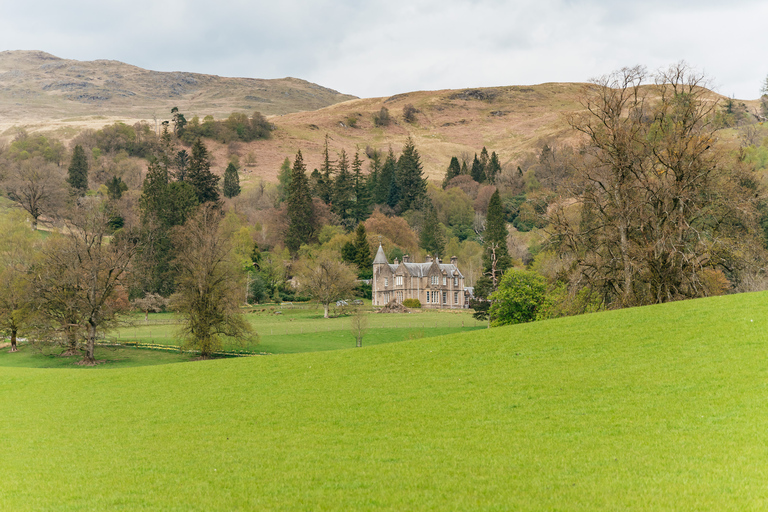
{"left": 2, "top": 292, "right": 768, "bottom": 510}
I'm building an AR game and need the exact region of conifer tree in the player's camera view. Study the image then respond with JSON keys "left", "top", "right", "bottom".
{"left": 420, "top": 200, "right": 445, "bottom": 258}
{"left": 443, "top": 156, "right": 461, "bottom": 188}
{"left": 479, "top": 147, "right": 490, "bottom": 175}
{"left": 285, "top": 150, "right": 314, "bottom": 254}
{"left": 222, "top": 162, "right": 241, "bottom": 198}
{"left": 471, "top": 153, "right": 486, "bottom": 183}
{"left": 332, "top": 149, "right": 353, "bottom": 225}
{"left": 374, "top": 147, "right": 397, "bottom": 205}
{"left": 351, "top": 151, "right": 371, "bottom": 223}
{"left": 318, "top": 134, "right": 334, "bottom": 204}
{"left": 187, "top": 139, "right": 220, "bottom": 204}
{"left": 483, "top": 189, "right": 512, "bottom": 288}
{"left": 487, "top": 151, "right": 502, "bottom": 184}
{"left": 386, "top": 172, "right": 400, "bottom": 209}
{"left": 67, "top": 144, "right": 89, "bottom": 194}
{"left": 277, "top": 157, "right": 292, "bottom": 204}
{"left": 367, "top": 149, "right": 382, "bottom": 199}
{"left": 460, "top": 159, "right": 469, "bottom": 176}
{"left": 396, "top": 135, "right": 427, "bottom": 211}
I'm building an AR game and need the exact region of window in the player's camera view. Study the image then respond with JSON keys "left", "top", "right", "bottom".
{"left": 384, "top": 278, "right": 388, "bottom": 287}
{"left": 431, "top": 275, "right": 438, "bottom": 285}
{"left": 396, "top": 276, "right": 403, "bottom": 286}
{"left": 442, "top": 292, "right": 447, "bottom": 303}
{"left": 454, "top": 292, "right": 459, "bottom": 304}
{"left": 442, "top": 276, "right": 447, "bottom": 286}
{"left": 426, "top": 291, "right": 430, "bottom": 303}
{"left": 454, "top": 277, "right": 458, "bottom": 287}
{"left": 397, "top": 291, "right": 403, "bottom": 302}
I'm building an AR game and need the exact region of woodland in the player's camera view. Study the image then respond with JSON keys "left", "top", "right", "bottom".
{"left": 2, "top": 62, "right": 768, "bottom": 363}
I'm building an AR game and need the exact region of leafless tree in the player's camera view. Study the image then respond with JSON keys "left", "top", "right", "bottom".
{"left": 4, "top": 156, "right": 66, "bottom": 230}
{"left": 350, "top": 307, "right": 368, "bottom": 348}
{"left": 295, "top": 250, "right": 357, "bottom": 319}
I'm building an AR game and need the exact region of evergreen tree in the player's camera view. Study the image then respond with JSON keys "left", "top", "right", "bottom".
{"left": 460, "top": 159, "right": 469, "bottom": 175}
{"left": 332, "top": 149, "right": 353, "bottom": 225}
{"left": 318, "top": 134, "right": 334, "bottom": 204}
{"left": 285, "top": 150, "right": 314, "bottom": 254}
{"left": 353, "top": 223, "right": 373, "bottom": 279}
{"left": 479, "top": 147, "right": 490, "bottom": 175}
{"left": 106, "top": 175, "right": 127, "bottom": 200}
{"left": 352, "top": 151, "right": 371, "bottom": 223}
{"left": 276, "top": 157, "right": 292, "bottom": 204}
{"left": 222, "top": 162, "right": 241, "bottom": 198}
{"left": 174, "top": 149, "right": 190, "bottom": 181}
{"left": 67, "top": 144, "right": 89, "bottom": 194}
{"left": 470, "top": 153, "right": 486, "bottom": 183}
{"left": 443, "top": 156, "right": 461, "bottom": 188}
{"left": 487, "top": 151, "right": 502, "bottom": 184}
{"left": 386, "top": 172, "right": 400, "bottom": 209}
{"left": 374, "top": 147, "right": 397, "bottom": 205}
{"left": 483, "top": 190, "right": 512, "bottom": 288}
{"left": 396, "top": 135, "right": 427, "bottom": 211}
{"left": 187, "top": 139, "right": 220, "bottom": 204}
{"left": 420, "top": 201, "right": 445, "bottom": 258}
{"left": 367, "top": 149, "right": 382, "bottom": 199}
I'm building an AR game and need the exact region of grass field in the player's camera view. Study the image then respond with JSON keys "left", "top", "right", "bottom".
{"left": 2, "top": 292, "right": 768, "bottom": 510}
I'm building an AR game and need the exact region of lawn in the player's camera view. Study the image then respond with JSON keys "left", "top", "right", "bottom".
{"left": 2, "top": 291, "right": 768, "bottom": 510}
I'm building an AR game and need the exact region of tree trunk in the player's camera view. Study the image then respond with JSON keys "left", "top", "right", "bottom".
{"left": 323, "top": 303, "right": 330, "bottom": 319}
{"left": 10, "top": 328, "right": 18, "bottom": 352}
{"left": 83, "top": 322, "right": 97, "bottom": 365}
{"left": 356, "top": 336, "right": 362, "bottom": 348}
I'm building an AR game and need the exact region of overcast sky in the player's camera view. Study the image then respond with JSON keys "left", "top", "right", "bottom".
{"left": 1, "top": 0, "right": 765, "bottom": 99}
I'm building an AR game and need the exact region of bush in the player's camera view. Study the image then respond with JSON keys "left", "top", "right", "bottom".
{"left": 402, "top": 298, "right": 421, "bottom": 308}
{"left": 488, "top": 269, "right": 546, "bottom": 326}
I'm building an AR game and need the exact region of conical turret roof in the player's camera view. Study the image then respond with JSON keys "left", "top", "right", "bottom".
{"left": 373, "top": 244, "right": 388, "bottom": 264}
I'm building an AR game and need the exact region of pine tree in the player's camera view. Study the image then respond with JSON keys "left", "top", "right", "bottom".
{"left": 222, "top": 162, "right": 241, "bottom": 198}
{"left": 483, "top": 190, "right": 512, "bottom": 288}
{"left": 375, "top": 147, "right": 397, "bottom": 205}
{"left": 187, "top": 139, "right": 220, "bottom": 204}
{"left": 285, "top": 150, "right": 314, "bottom": 254}
{"left": 318, "top": 134, "right": 334, "bottom": 204}
{"left": 386, "top": 172, "right": 400, "bottom": 209}
{"left": 67, "top": 144, "right": 89, "bottom": 194}
{"left": 470, "top": 153, "right": 486, "bottom": 183}
{"left": 353, "top": 223, "right": 373, "bottom": 279}
{"left": 487, "top": 151, "right": 502, "bottom": 184}
{"left": 277, "top": 157, "right": 292, "bottom": 204}
{"left": 351, "top": 151, "right": 371, "bottom": 223}
{"left": 460, "top": 159, "right": 469, "bottom": 176}
{"left": 396, "top": 135, "right": 427, "bottom": 211}
{"left": 332, "top": 149, "right": 353, "bottom": 225}
{"left": 367, "top": 149, "right": 382, "bottom": 200}
{"left": 420, "top": 201, "right": 445, "bottom": 258}
{"left": 479, "top": 147, "right": 490, "bottom": 175}
{"left": 443, "top": 156, "right": 461, "bottom": 188}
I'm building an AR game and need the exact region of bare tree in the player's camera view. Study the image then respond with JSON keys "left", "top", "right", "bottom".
{"left": 295, "top": 251, "right": 357, "bottom": 319}
{"left": 4, "top": 156, "right": 66, "bottom": 230}
{"left": 350, "top": 307, "right": 368, "bottom": 348}
{"left": 171, "top": 204, "right": 253, "bottom": 357}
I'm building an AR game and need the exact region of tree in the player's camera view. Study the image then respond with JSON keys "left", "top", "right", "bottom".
{"left": 487, "top": 151, "right": 502, "bottom": 184}
{"left": 488, "top": 269, "right": 546, "bottom": 326}
{"left": 285, "top": 150, "right": 314, "bottom": 253}
{"left": 420, "top": 201, "right": 445, "bottom": 258}
{"left": 67, "top": 144, "right": 89, "bottom": 194}
{"left": 351, "top": 151, "right": 370, "bottom": 223}
{"left": 171, "top": 107, "right": 187, "bottom": 136}
{"left": 374, "top": 147, "right": 397, "bottom": 205}
{"left": 470, "top": 153, "right": 486, "bottom": 183}
{"left": 33, "top": 199, "right": 138, "bottom": 364}
{"left": 187, "top": 139, "right": 220, "bottom": 204}
{"left": 318, "top": 134, "right": 334, "bottom": 204}
{"left": 332, "top": 149, "right": 353, "bottom": 225}
{"left": 0, "top": 210, "right": 38, "bottom": 351}
{"left": 276, "top": 157, "right": 292, "bottom": 204}
{"left": 350, "top": 307, "right": 368, "bottom": 347}
{"left": 106, "top": 175, "right": 128, "bottom": 200}
{"left": 222, "top": 162, "right": 241, "bottom": 198}
{"left": 443, "top": 156, "right": 461, "bottom": 188}
{"left": 171, "top": 204, "right": 253, "bottom": 357}
{"left": 403, "top": 103, "right": 418, "bottom": 123}
{"left": 483, "top": 190, "right": 512, "bottom": 288}
{"left": 131, "top": 293, "right": 169, "bottom": 322}
{"left": 373, "top": 106, "right": 390, "bottom": 127}
{"left": 174, "top": 149, "right": 190, "bottom": 181}
{"left": 295, "top": 250, "right": 357, "bottom": 318}
{"left": 5, "top": 156, "right": 66, "bottom": 230}
{"left": 396, "top": 136, "right": 427, "bottom": 211}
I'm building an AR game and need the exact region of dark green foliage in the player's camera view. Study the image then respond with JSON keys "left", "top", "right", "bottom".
{"left": 222, "top": 162, "right": 241, "bottom": 198}
{"left": 420, "top": 201, "right": 445, "bottom": 258}
{"left": 179, "top": 111, "right": 273, "bottom": 144}
{"left": 469, "top": 297, "right": 490, "bottom": 321}
{"left": 106, "top": 175, "right": 128, "bottom": 200}
{"left": 483, "top": 190, "right": 512, "bottom": 284}
{"left": 386, "top": 173, "right": 401, "bottom": 209}
{"left": 488, "top": 269, "right": 546, "bottom": 326}
{"left": 443, "top": 156, "right": 461, "bottom": 188}
{"left": 353, "top": 223, "right": 373, "bottom": 278}
{"left": 90, "top": 121, "right": 158, "bottom": 159}
{"left": 487, "top": 151, "right": 502, "bottom": 184}
{"left": 187, "top": 139, "right": 220, "bottom": 204}
{"left": 174, "top": 150, "right": 190, "bottom": 181}
{"left": 332, "top": 149, "right": 353, "bottom": 225}
{"left": 470, "top": 153, "right": 486, "bottom": 183}
{"left": 67, "top": 145, "right": 89, "bottom": 194}
{"left": 374, "top": 148, "right": 397, "bottom": 205}
{"left": 318, "top": 135, "right": 334, "bottom": 204}
{"left": 351, "top": 151, "right": 371, "bottom": 223}
{"left": 171, "top": 107, "right": 187, "bottom": 136}
{"left": 285, "top": 150, "right": 314, "bottom": 254}
{"left": 247, "top": 273, "right": 269, "bottom": 304}
{"left": 396, "top": 136, "right": 427, "bottom": 211}
{"left": 341, "top": 241, "right": 358, "bottom": 264}
{"left": 402, "top": 298, "right": 421, "bottom": 308}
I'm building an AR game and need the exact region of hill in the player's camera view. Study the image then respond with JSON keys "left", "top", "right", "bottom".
{"left": 2, "top": 291, "right": 767, "bottom": 510}
{"left": 0, "top": 50, "right": 357, "bottom": 134}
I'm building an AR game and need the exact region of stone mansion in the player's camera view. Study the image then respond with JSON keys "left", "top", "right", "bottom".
{"left": 372, "top": 244, "right": 466, "bottom": 309}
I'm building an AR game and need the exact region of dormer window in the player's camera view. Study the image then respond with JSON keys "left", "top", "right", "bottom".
{"left": 442, "top": 276, "right": 447, "bottom": 286}
{"left": 396, "top": 276, "right": 403, "bottom": 286}
{"left": 384, "top": 278, "right": 388, "bottom": 287}
{"left": 430, "top": 275, "right": 438, "bottom": 285}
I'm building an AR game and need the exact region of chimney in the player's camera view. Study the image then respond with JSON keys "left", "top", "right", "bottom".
{"left": 450, "top": 256, "right": 458, "bottom": 265}
{"left": 425, "top": 255, "right": 432, "bottom": 263}
{"left": 403, "top": 255, "right": 410, "bottom": 263}
{"left": 394, "top": 258, "right": 399, "bottom": 265}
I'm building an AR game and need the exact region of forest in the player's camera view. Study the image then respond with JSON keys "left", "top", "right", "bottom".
{"left": 2, "top": 63, "right": 768, "bottom": 363}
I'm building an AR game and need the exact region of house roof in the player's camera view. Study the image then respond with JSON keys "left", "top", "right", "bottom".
{"left": 373, "top": 244, "right": 388, "bottom": 264}
{"left": 397, "top": 262, "right": 463, "bottom": 279}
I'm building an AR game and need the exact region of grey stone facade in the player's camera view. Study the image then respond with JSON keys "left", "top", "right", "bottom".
{"left": 372, "top": 244, "right": 466, "bottom": 309}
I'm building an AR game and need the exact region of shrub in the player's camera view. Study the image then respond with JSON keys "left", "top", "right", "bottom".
{"left": 402, "top": 298, "right": 421, "bottom": 308}
{"left": 489, "top": 269, "right": 546, "bottom": 326}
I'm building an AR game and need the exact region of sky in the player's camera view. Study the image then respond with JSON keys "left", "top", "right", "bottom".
{"left": 0, "top": 0, "right": 766, "bottom": 100}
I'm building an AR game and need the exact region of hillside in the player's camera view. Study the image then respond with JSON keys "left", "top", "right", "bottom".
{"left": 2, "top": 291, "right": 768, "bottom": 510}
{"left": 0, "top": 50, "right": 356, "bottom": 134}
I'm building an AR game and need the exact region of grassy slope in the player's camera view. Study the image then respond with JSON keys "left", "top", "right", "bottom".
{"left": 2, "top": 291, "right": 768, "bottom": 510}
